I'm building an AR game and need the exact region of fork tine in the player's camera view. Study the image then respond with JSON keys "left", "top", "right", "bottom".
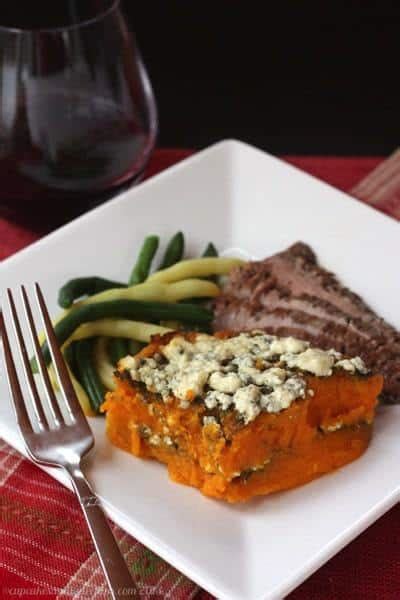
{"left": 0, "top": 310, "right": 33, "bottom": 433}
{"left": 20, "top": 286, "right": 64, "bottom": 428}
{"left": 34, "top": 283, "right": 85, "bottom": 422}
{"left": 6, "top": 290, "right": 47, "bottom": 431}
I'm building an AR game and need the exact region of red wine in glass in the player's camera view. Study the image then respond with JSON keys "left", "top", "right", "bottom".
{"left": 0, "top": 0, "right": 157, "bottom": 225}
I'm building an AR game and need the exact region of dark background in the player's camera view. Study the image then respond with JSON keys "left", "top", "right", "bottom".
{"left": 123, "top": 2, "right": 400, "bottom": 155}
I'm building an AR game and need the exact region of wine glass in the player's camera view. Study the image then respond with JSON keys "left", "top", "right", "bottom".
{"left": 0, "top": 0, "right": 157, "bottom": 225}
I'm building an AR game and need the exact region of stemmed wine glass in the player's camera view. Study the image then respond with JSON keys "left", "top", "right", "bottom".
{"left": 0, "top": 0, "right": 157, "bottom": 224}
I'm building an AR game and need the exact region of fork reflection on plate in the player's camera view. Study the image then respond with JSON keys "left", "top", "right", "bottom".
{"left": 0, "top": 284, "right": 139, "bottom": 600}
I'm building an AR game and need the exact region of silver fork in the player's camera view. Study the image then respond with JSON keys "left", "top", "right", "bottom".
{"left": 0, "top": 284, "right": 139, "bottom": 599}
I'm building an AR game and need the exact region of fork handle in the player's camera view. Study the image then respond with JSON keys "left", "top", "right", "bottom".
{"left": 65, "top": 464, "right": 139, "bottom": 599}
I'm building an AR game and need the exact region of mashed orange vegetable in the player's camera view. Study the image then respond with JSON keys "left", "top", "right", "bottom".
{"left": 101, "top": 332, "right": 383, "bottom": 503}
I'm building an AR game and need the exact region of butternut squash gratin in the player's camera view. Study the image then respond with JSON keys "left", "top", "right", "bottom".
{"left": 101, "top": 331, "right": 383, "bottom": 503}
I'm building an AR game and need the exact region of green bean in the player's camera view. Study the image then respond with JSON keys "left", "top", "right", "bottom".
{"left": 159, "top": 231, "right": 184, "bottom": 269}
{"left": 128, "top": 340, "right": 145, "bottom": 355}
{"left": 63, "top": 341, "right": 78, "bottom": 375}
{"left": 58, "top": 277, "right": 126, "bottom": 308}
{"left": 38, "top": 299, "right": 212, "bottom": 366}
{"left": 129, "top": 235, "right": 159, "bottom": 285}
{"left": 148, "top": 257, "right": 242, "bottom": 284}
{"left": 79, "top": 278, "right": 219, "bottom": 306}
{"left": 59, "top": 342, "right": 93, "bottom": 415}
{"left": 202, "top": 242, "right": 219, "bottom": 282}
{"left": 69, "top": 320, "right": 171, "bottom": 344}
{"left": 93, "top": 338, "right": 116, "bottom": 391}
{"left": 202, "top": 242, "right": 218, "bottom": 257}
{"left": 109, "top": 338, "right": 129, "bottom": 365}
{"left": 74, "top": 338, "right": 106, "bottom": 414}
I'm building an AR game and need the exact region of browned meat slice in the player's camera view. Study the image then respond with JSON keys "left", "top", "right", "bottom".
{"left": 213, "top": 242, "right": 400, "bottom": 403}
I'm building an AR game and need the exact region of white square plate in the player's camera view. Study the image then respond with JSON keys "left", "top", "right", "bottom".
{"left": 1, "top": 140, "right": 399, "bottom": 600}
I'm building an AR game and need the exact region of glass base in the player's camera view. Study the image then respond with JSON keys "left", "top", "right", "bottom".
{"left": 0, "top": 171, "right": 145, "bottom": 235}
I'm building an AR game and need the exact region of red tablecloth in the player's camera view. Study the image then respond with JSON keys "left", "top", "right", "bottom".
{"left": 0, "top": 150, "right": 399, "bottom": 599}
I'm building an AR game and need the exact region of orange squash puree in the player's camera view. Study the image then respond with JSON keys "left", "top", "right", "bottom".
{"left": 101, "top": 358, "right": 383, "bottom": 503}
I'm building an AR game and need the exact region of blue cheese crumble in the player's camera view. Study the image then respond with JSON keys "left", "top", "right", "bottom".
{"left": 119, "top": 332, "right": 368, "bottom": 425}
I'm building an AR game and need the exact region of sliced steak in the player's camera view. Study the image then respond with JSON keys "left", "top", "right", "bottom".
{"left": 213, "top": 242, "right": 400, "bottom": 403}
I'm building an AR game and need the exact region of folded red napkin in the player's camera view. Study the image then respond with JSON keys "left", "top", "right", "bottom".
{"left": 0, "top": 150, "right": 399, "bottom": 599}
{"left": 350, "top": 148, "right": 400, "bottom": 219}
